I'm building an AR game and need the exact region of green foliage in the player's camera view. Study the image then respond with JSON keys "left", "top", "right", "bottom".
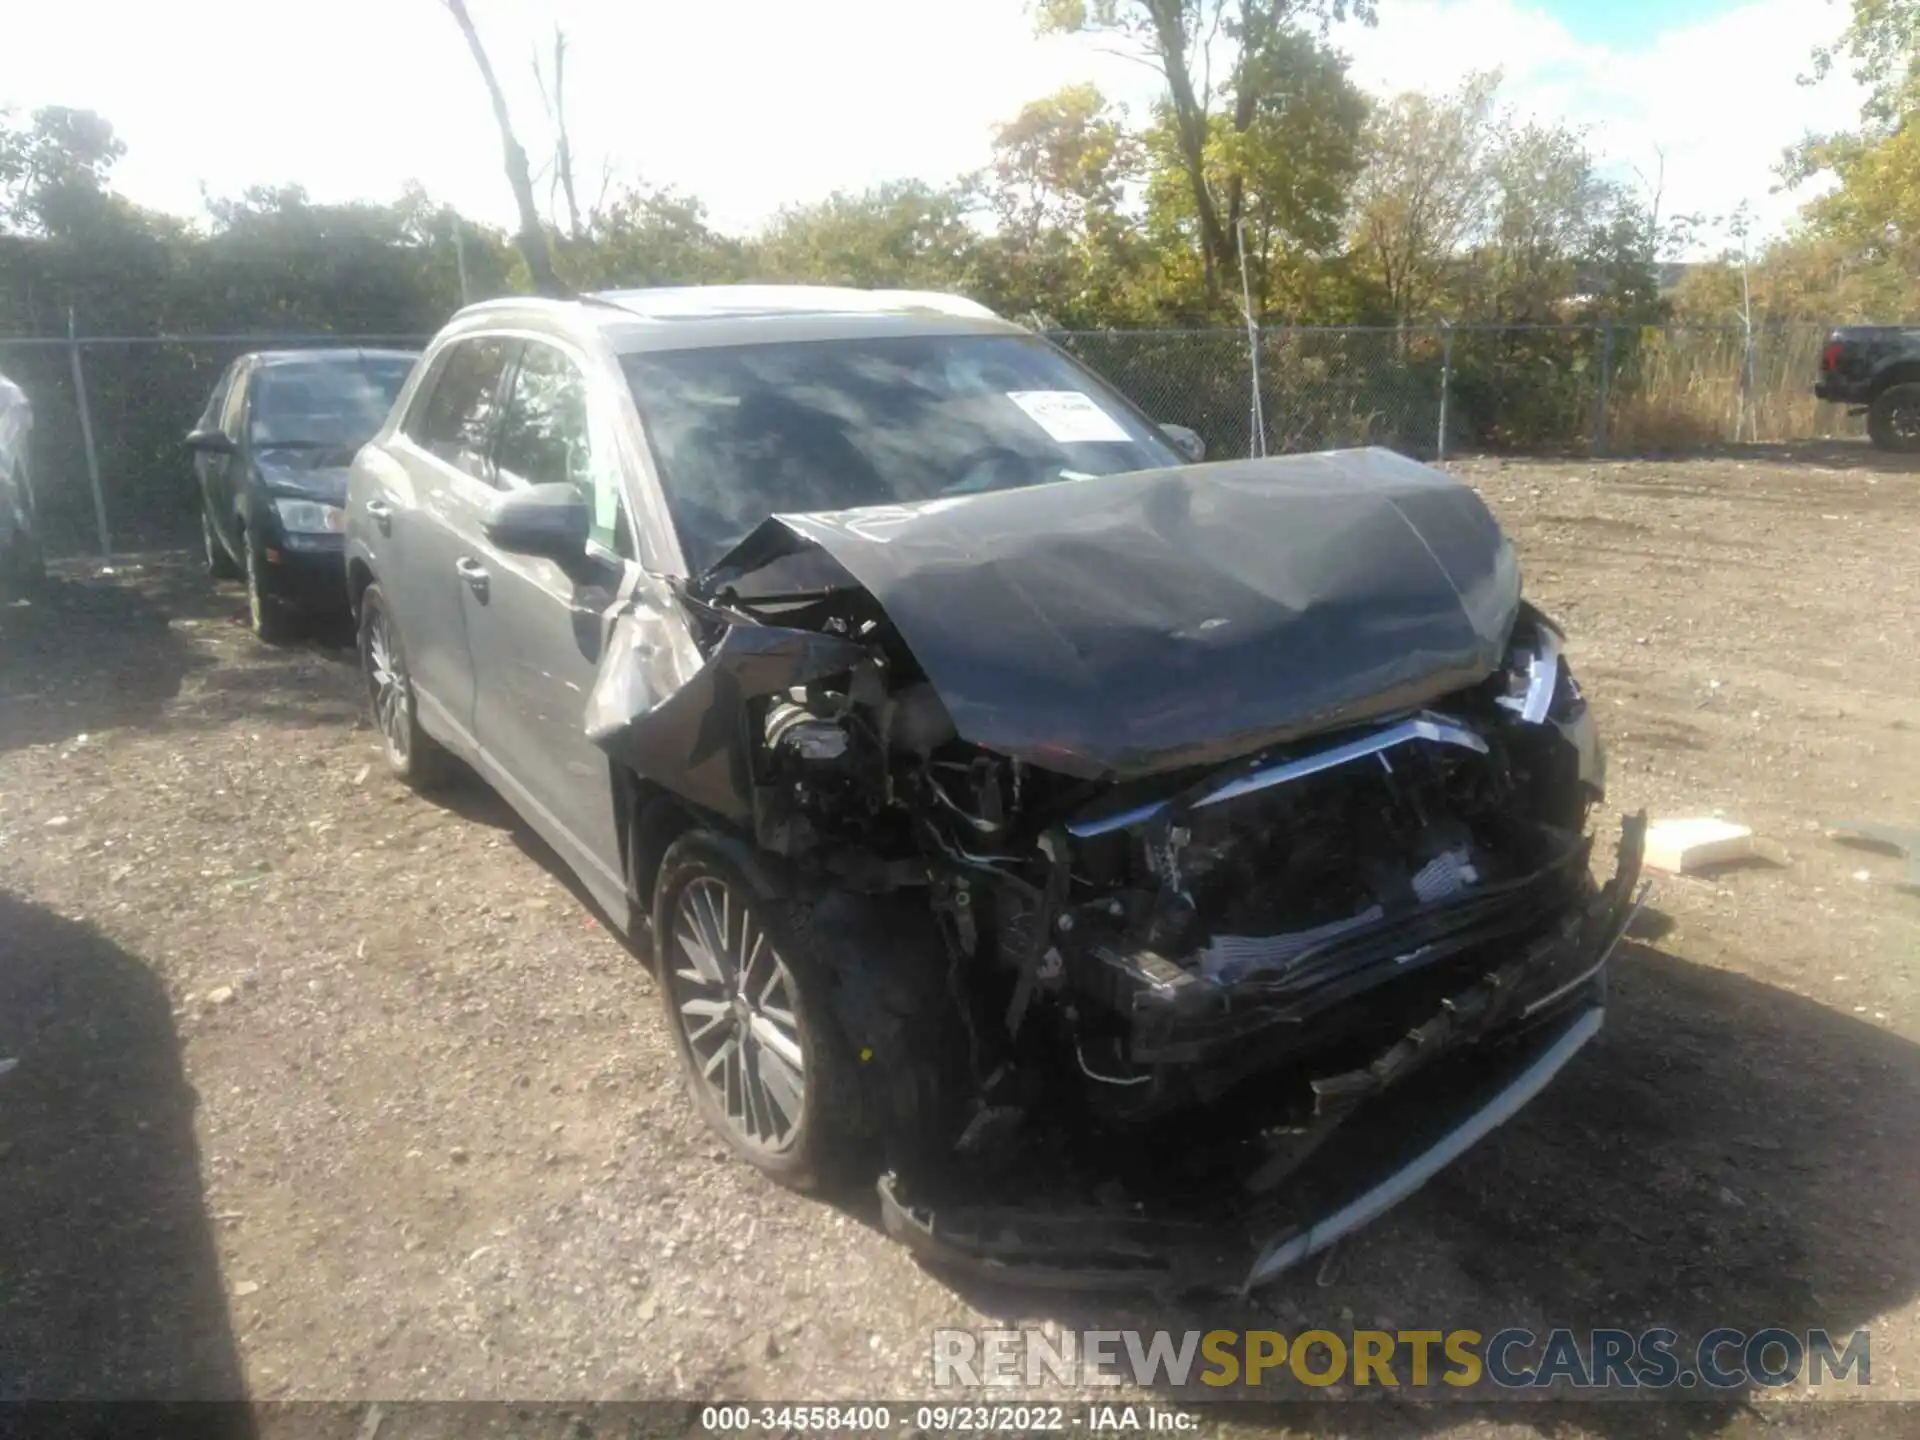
{"left": 754, "top": 180, "right": 981, "bottom": 291}
{"left": 557, "top": 187, "right": 750, "bottom": 289}
{"left": 1774, "top": 0, "right": 1920, "bottom": 318}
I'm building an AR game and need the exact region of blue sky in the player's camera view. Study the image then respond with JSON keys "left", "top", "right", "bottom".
{"left": 1544, "top": 0, "right": 1742, "bottom": 44}
{"left": 0, "top": 0, "right": 1867, "bottom": 254}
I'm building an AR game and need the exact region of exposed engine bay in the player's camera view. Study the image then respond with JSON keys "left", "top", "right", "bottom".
{"left": 587, "top": 450, "right": 1646, "bottom": 1293}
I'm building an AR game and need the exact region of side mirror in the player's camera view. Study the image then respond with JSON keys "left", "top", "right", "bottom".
{"left": 482, "top": 482, "right": 590, "bottom": 559}
{"left": 1160, "top": 423, "right": 1205, "bottom": 463}
{"left": 185, "top": 428, "right": 237, "bottom": 455}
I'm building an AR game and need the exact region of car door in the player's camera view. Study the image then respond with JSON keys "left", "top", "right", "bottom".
{"left": 382, "top": 335, "right": 520, "bottom": 745}
{"left": 195, "top": 360, "right": 246, "bottom": 543}
{"left": 464, "top": 337, "right": 634, "bottom": 906}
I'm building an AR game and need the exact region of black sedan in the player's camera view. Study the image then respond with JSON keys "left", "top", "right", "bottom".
{"left": 188, "top": 348, "right": 417, "bottom": 640}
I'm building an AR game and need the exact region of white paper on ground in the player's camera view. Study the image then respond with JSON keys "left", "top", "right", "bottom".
{"left": 1005, "top": 390, "right": 1132, "bottom": 444}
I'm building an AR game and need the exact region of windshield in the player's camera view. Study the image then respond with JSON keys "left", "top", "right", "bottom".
{"left": 250, "top": 358, "right": 414, "bottom": 450}
{"left": 621, "top": 334, "right": 1180, "bottom": 572}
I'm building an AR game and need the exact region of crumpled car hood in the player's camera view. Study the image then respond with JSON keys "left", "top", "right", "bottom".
{"left": 703, "top": 447, "right": 1523, "bottom": 781}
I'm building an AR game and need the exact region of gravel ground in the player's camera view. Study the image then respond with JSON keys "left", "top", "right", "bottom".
{"left": 2, "top": 444, "right": 1917, "bottom": 1436}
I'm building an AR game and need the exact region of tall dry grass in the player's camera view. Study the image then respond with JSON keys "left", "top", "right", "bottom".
{"left": 1606, "top": 327, "right": 1864, "bottom": 448}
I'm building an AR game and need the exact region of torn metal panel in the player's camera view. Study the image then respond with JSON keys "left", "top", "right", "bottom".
{"left": 1067, "top": 709, "right": 1490, "bottom": 839}
{"left": 584, "top": 575, "right": 868, "bottom": 822}
{"left": 874, "top": 814, "right": 1645, "bottom": 1298}
{"left": 703, "top": 448, "right": 1522, "bottom": 781}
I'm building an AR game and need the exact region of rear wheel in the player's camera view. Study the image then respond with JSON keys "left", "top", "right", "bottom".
{"left": 358, "top": 581, "right": 454, "bottom": 789}
{"left": 1867, "top": 382, "right": 1920, "bottom": 453}
{"left": 202, "top": 505, "right": 239, "bottom": 579}
{"left": 242, "top": 533, "right": 295, "bottom": 643}
{"left": 654, "top": 832, "right": 865, "bottom": 1192}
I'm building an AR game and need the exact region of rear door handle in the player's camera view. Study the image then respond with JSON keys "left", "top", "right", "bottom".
{"left": 364, "top": 497, "right": 393, "bottom": 532}
{"left": 455, "top": 556, "right": 490, "bottom": 597}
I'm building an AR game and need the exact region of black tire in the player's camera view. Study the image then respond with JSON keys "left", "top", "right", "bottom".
{"left": 203, "top": 505, "right": 239, "bottom": 579}
{"left": 242, "top": 532, "right": 296, "bottom": 643}
{"left": 357, "top": 581, "right": 454, "bottom": 790}
{"left": 653, "top": 831, "right": 867, "bottom": 1193}
{"left": 1866, "top": 382, "right": 1920, "bottom": 453}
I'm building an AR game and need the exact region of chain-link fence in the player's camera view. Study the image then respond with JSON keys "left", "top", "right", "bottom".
{"left": 1056, "top": 323, "right": 1858, "bottom": 465}
{"left": 0, "top": 332, "right": 429, "bottom": 557}
{"left": 0, "top": 323, "right": 1858, "bottom": 558}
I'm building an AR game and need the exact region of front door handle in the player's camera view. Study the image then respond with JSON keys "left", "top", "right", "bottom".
{"left": 364, "top": 496, "right": 394, "bottom": 533}
{"left": 455, "top": 556, "right": 490, "bottom": 598}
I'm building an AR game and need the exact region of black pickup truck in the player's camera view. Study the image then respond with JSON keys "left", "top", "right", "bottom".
{"left": 1816, "top": 325, "right": 1920, "bottom": 451}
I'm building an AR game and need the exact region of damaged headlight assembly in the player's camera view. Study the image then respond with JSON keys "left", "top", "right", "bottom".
{"left": 580, "top": 416, "right": 1643, "bottom": 1296}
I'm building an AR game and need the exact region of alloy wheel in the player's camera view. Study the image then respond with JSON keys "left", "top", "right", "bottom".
{"left": 668, "top": 876, "right": 807, "bottom": 1152}
{"left": 1891, "top": 394, "right": 1920, "bottom": 444}
{"left": 364, "top": 604, "right": 412, "bottom": 764}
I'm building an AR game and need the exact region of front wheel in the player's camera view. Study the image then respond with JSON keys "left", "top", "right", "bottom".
{"left": 653, "top": 832, "right": 865, "bottom": 1192}
{"left": 357, "top": 581, "right": 454, "bottom": 790}
{"left": 1867, "top": 382, "right": 1920, "bottom": 453}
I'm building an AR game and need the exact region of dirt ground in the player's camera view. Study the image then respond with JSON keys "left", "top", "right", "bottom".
{"left": 2, "top": 443, "right": 1918, "bottom": 1436}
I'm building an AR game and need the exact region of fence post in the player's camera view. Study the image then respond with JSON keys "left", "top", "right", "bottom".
{"left": 1436, "top": 322, "right": 1454, "bottom": 461}
{"left": 1594, "top": 321, "right": 1614, "bottom": 456}
{"left": 66, "top": 308, "right": 111, "bottom": 558}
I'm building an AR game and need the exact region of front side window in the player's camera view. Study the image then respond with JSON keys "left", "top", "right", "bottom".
{"left": 621, "top": 333, "right": 1177, "bottom": 572}
{"left": 249, "top": 358, "right": 414, "bottom": 453}
{"left": 498, "top": 341, "right": 633, "bottom": 557}
{"left": 407, "top": 338, "right": 516, "bottom": 485}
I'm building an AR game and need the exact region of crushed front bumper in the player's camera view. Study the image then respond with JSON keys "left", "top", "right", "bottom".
{"left": 877, "top": 813, "right": 1647, "bottom": 1297}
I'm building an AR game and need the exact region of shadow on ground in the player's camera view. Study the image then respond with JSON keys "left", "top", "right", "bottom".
{"left": 1626, "top": 440, "right": 1917, "bottom": 476}
{"left": 0, "top": 555, "right": 223, "bottom": 756}
{"left": 922, "top": 942, "right": 1918, "bottom": 1432}
{"left": 0, "top": 892, "right": 252, "bottom": 1424}
{"left": 0, "top": 550, "right": 371, "bottom": 753}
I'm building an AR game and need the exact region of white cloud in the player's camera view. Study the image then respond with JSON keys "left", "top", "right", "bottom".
{"left": 1341, "top": 0, "right": 1866, "bottom": 248}
{"left": 0, "top": 0, "right": 1867, "bottom": 252}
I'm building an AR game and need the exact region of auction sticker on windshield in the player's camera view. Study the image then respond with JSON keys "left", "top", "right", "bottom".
{"left": 1006, "top": 390, "right": 1132, "bottom": 443}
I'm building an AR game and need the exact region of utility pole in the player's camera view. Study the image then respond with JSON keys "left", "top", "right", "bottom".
{"left": 1236, "top": 219, "right": 1267, "bottom": 458}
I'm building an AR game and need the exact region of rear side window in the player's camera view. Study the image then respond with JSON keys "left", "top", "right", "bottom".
{"left": 219, "top": 363, "right": 250, "bottom": 436}
{"left": 406, "top": 338, "right": 516, "bottom": 484}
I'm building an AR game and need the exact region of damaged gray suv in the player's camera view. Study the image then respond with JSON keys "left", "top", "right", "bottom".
{"left": 345, "top": 286, "right": 1645, "bottom": 1295}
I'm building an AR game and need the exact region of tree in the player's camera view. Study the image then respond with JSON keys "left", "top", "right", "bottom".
{"left": 1347, "top": 73, "right": 1501, "bottom": 322}
{"left": 1473, "top": 120, "right": 1641, "bottom": 323}
{"left": 1034, "top": 0, "right": 1375, "bottom": 292}
{"left": 1809, "top": 0, "right": 1919, "bottom": 127}
{"left": 532, "top": 25, "right": 584, "bottom": 241}
{"left": 974, "top": 85, "right": 1148, "bottom": 323}
{"left": 1778, "top": 0, "right": 1919, "bottom": 315}
{"left": 1139, "top": 25, "right": 1367, "bottom": 319}
{"left": 0, "top": 106, "right": 127, "bottom": 237}
{"left": 559, "top": 186, "right": 749, "bottom": 289}
{"left": 441, "top": 0, "right": 562, "bottom": 295}
{"left": 754, "top": 181, "right": 981, "bottom": 291}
